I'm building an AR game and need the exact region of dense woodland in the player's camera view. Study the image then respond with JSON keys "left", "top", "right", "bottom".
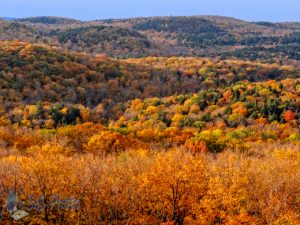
{"left": 1, "top": 16, "right": 300, "bottom": 61}
{"left": 1, "top": 15, "right": 300, "bottom": 224}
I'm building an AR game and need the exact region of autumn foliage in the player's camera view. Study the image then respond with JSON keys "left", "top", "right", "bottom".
{"left": 1, "top": 40, "right": 300, "bottom": 224}
{"left": 2, "top": 141, "right": 300, "bottom": 224}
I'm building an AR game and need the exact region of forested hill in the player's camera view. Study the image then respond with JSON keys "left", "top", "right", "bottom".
{"left": 16, "top": 16, "right": 80, "bottom": 25}
{"left": 1, "top": 15, "right": 299, "bottom": 61}
{"left": 0, "top": 41, "right": 299, "bottom": 127}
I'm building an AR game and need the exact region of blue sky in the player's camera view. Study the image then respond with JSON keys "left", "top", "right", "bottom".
{"left": 0, "top": 0, "right": 299, "bottom": 22}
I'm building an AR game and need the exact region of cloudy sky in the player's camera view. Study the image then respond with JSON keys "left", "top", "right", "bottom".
{"left": 0, "top": 0, "right": 299, "bottom": 22}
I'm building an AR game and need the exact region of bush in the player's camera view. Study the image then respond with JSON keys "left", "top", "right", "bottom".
{"left": 194, "top": 129, "right": 227, "bottom": 153}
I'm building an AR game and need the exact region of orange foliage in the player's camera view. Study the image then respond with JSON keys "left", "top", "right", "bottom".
{"left": 283, "top": 110, "right": 296, "bottom": 123}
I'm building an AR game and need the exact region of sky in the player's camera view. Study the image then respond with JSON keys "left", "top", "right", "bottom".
{"left": 0, "top": 0, "right": 299, "bottom": 22}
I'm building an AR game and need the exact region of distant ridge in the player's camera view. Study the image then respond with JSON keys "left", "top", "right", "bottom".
{"left": 8, "top": 15, "right": 300, "bottom": 24}
{"left": 0, "top": 17, "right": 18, "bottom": 21}
{"left": 0, "top": 15, "right": 299, "bottom": 60}
{"left": 16, "top": 16, "right": 81, "bottom": 24}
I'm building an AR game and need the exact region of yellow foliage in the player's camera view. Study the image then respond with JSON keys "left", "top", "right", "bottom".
{"left": 84, "top": 131, "right": 140, "bottom": 155}
{"left": 61, "top": 107, "right": 68, "bottom": 115}
{"left": 145, "top": 105, "right": 158, "bottom": 114}
{"left": 172, "top": 113, "right": 184, "bottom": 123}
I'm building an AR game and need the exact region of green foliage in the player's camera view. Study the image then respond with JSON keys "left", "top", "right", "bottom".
{"left": 195, "top": 129, "right": 227, "bottom": 153}
{"left": 261, "top": 132, "right": 278, "bottom": 141}
{"left": 50, "top": 106, "right": 80, "bottom": 126}
{"left": 287, "top": 133, "right": 300, "bottom": 142}
{"left": 227, "top": 129, "right": 252, "bottom": 140}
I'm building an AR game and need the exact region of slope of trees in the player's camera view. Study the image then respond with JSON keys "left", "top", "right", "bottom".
{"left": 2, "top": 41, "right": 298, "bottom": 128}
{"left": 132, "top": 17, "right": 236, "bottom": 48}
{"left": 0, "top": 21, "right": 38, "bottom": 42}
{"left": 16, "top": 16, "right": 80, "bottom": 25}
{"left": 111, "top": 79, "right": 300, "bottom": 149}
{"left": 53, "top": 26, "right": 153, "bottom": 57}
{"left": 0, "top": 15, "right": 299, "bottom": 61}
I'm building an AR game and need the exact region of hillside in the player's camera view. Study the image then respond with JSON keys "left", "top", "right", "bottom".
{"left": 0, "top": 15, "right": 298, "bottom": 61}
{"left": 1, "top": 40, "right": 300, "bottom": 149}
{"left": 111, "top": 79, "right": 300, "bottom": 147}
{"left": 16, "top": 16, "right": 80, "bottom": 25}
{"left": 1, "top": 41, "right": 298, "bottom": 126}
{"left": 0, "top": 20, "right": 38, "bottom": 41}
{"left": 124, "top": 16, "right": 300, "bottom": 60}
{"left": 52, "top": 25, "right": 154, "bottom": 57}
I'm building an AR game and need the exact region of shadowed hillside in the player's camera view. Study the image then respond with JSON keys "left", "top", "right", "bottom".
{"left": 0, "top": 15, "right": 298, "bottom": 61}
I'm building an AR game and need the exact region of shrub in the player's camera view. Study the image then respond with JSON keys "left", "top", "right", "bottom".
{"left": 194, "top": 129, "right": 227, "bottom": 153}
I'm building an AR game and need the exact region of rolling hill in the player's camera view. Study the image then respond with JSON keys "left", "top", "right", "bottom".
{"left": 0, "top": 15, "right": 298, "bottom": 61}
{"left": 16, "top": 16, "right": 80, "bottom": 25}
{"left": 0, "top": 40, "right": 299, "bottom": 128}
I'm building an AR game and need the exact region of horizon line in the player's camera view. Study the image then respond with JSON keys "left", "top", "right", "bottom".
{"left": 1, "top": 14, "right": 300, "bottom": 23}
